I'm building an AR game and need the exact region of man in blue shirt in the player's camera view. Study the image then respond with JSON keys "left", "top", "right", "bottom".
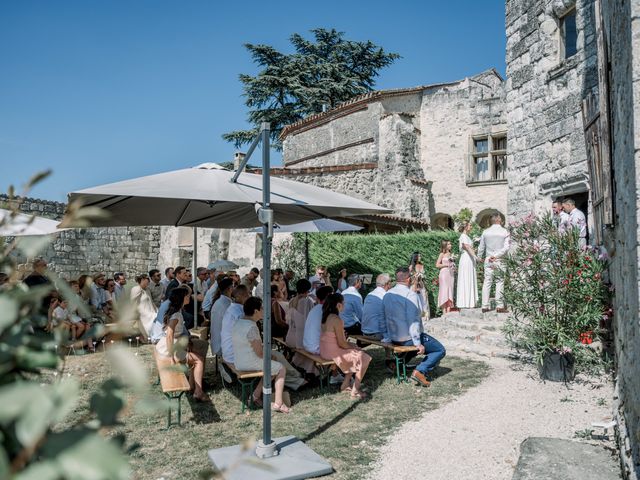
{"left": 361, "top": 273, "right": 392, "bottom": 340}
{"left": 383, "top": 267, "right": 446, "bottom": 387}
{"left": 340, "top": 274, "right": 364, "bottom": 335}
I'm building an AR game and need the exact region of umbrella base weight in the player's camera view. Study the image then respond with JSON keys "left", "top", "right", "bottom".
{"left": 256, "top": 440, "right": 278, "bottom": 459}
{"left": 208, "top": 435, "right": 332, "bottom": 480}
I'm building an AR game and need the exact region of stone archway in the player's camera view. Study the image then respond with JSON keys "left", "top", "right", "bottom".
{"left": 476, "top": 209, "right": 505, "bottom": 228}
{"left": 431, "top": 213, "right": 454, "bottom": 230}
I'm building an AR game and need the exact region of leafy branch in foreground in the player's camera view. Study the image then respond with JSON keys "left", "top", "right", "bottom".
{"left": 0, "top": 174, "right": 152, "bottom": 479}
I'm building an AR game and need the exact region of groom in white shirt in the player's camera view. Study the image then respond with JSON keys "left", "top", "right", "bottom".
{"left": 477, "top": 214, "right": 511, "bottom": 313}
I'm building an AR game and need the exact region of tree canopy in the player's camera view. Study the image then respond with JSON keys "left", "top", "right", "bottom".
{"left": 223, "top": 28, "right": 400, "bottom": 149}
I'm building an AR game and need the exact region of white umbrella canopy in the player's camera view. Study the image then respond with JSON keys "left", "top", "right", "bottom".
{"left": 0, "top": 208, "right": 63, "bottom": 236}
{"left": 207, "top": 259, "right": 239, "bottom": 270}
{"left": 66, "top": 164, "right": 390, "bottom": 228}
{"left": 251, "top": 218, "right": 363, "bottom": 233}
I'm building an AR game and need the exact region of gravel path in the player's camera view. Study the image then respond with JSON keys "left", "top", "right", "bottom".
{"left": 367, "top": 356, "right": 614, "bottom": 480}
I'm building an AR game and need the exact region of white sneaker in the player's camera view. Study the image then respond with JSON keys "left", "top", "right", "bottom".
{"left": 329, "top": 373, "right": 345, "bottom": 385}
{"left": 218, "top": 362, "right": 232, "bottom": 384}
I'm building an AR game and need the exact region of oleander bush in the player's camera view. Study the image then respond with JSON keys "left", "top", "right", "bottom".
{"left": 499, "top": 213, "right": 611, "bottom": 373}
{"left": 302, "top": 230, "right": 459, "bottom": 313}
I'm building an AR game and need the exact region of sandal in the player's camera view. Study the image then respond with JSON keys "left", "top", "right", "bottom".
{"left": 193, "top": 393, "right": 210, "bottom": 403}
{"left": 252, "top": 393, "right": 263, "bottom": 408}
{"left": 271, "top": 402, "right": 291, "bottom": 414}
{"left": 350, "top": 390, "right": 369, "bottom": 401}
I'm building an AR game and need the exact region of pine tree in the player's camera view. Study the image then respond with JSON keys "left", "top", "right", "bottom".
{"left": 223, "top": 28, "right": 400, "bottom": 149}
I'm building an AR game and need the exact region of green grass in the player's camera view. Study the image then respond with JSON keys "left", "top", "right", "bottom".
{"left": 52, "top": 345, "right": 490, "bottom": 480}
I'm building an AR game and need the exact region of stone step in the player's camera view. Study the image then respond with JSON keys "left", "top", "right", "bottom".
{"left": 429, "top": 326, "right": 509, "bottom": 348}
{"left": 429, "top": 316, "right": 504, "bottom": 332}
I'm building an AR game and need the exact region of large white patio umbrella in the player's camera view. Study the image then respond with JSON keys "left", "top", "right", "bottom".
{"left": 0, "top": 208, "right": 63, "bottom": 236}
{"left": 66, "top": 123, "right": 390, "bottom": 479}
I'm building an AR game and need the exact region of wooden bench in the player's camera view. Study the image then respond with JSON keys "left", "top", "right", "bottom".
{"left": 349, "top": 335, "right": 419, "bottom": 384}
{"left": 291, "top": 349, "right": 336, "bottom": 391}
{"left": 153, "top": 350, "right": 190, "bottom": 428}
{"left": 272, "top": 337, "right": 336, "bottom": 391}
{"left": 221, "top": 362, "right": 263, "bottom": 413}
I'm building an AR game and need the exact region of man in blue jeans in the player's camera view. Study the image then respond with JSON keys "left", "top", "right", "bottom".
{"left": 383, "top": 267, "right": 446, "bottom": 387}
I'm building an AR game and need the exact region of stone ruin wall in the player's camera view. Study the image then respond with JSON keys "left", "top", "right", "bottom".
{"left": 0, "top": 194, "right": 161, "bottom": 281}
{"left": 505, "top": 0, "right": 598, "bottom": 218}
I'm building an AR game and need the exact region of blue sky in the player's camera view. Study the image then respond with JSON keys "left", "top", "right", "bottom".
{"left": 0, "top": 1, "right": 506, "bottom": 201}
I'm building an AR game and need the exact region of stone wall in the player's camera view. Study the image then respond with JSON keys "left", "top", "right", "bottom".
{"left": 1, "top": 195, "right": 161, "bottom": 280}
{"left": 602, "top": 0, "right": 640, "bottom": 476}
{"left": 506, "top": 0, "right": 598, "bottom": 217}
{"left": 280, "top": 69, "right": 508, "bottom": 224}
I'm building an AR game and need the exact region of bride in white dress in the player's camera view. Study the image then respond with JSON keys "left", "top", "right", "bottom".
{"left": 456, "top": 222, "right": 478, "bottom": 308}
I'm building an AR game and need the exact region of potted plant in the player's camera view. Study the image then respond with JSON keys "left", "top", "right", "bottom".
{"left": 499, "top": 213, "right": 609, "bottom": 381}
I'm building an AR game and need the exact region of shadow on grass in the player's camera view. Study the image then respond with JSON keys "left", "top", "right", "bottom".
{"left": 301, "top": 401, "right": 363, "bottom": 443}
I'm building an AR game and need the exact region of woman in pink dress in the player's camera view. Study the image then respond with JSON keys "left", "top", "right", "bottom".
{"left": 320, "top": 293, "right": 372, "bottom": 400}
{"left": 436, "top": 240, "right": 455, "bottom": 313}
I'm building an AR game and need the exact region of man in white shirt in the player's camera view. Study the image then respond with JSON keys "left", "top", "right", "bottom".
{"left": 478, "top": 214, "right": 511, "bottom": 313}
{"left": 219, "top": 285, "right": 250, "bottom": 382}
{"left": 552, "top": 200, "right": 570, "bottom": 233}
{"left": 562, "top": 198, "right": 588, "bottom": 248}
{"left": 361, "top": 273, "right": 392, "bottom": 340}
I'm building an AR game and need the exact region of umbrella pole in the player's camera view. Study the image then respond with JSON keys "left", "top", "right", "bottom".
{"left": 257, "top": 122, "right": 276, "bottom": 458}
{"left": 193, "top": 227, "right": 198, "bottom": 328}
{"left": 305, "top": 232, "right": 310, "bottom": 279}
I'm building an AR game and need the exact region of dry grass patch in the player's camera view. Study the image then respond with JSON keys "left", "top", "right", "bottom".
{"left": 50, "top": 345, "right": 489, "bottom": 480}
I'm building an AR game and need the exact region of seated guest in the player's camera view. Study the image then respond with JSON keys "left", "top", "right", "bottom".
{"left": 205, "top": 265, "right": 217, "bottom": 290}
{"left": 303, "top": 286, "right": 334, "bottom": 355}
{"left": 195, "top": 267, "right": 209, "bottom": 297}
{"left": 156, "top": 287, "right": 208, "bottom": 402}
{"left": 383, "top": 267, "right": 446, "bottom": 387}
{"left": 164, "top": 266, "right": 188, "bottom": 299}
{"left": 160, "top": 267, "right": 174, "bottom": 294}
{"left": 320, "top": 293, "right": 371, "bottom": 400}
{"left": 270, "top": 284, "right": 289, "bottom": 339}
{"left": 241, "top": 267, "right": 260, "bottom": 295}
{"left": 113, "top": 272, "right": 127, "bottom": 302}
{"left": 103, "top": 278, "right": 117, "bottom": 320}
{"left": 131, "top": 273, "right": 158, "bottom": 342}
{"left": 68, "top": 280, "right": 91, "bottom": 349}
{"left": 147, "top": 269, "right": 164, "bottom": 308}
{"left": 210, "top": 277, "right": 234, "bottom": 357}
{"left": 362, "top": 273, "right": 392, "bottom": 340}
{"left": 51, "top": 298, "right": 76, "bottom": 340}
{"left": 220, "top": 285, "right": 250, "bottom": 382}
{"left": 232, "top": 297, "right": 290, "bottom": 413}
{"left": 340, "top": 274, "right": 364, "bottom": 335}
{"left": 336, "top": 268, "right": 348, "bottom": 293}
{"left": 77, "top": 274, "right": 92, "bottom": 304}
{"left": 308, "top": 265, "right": 330, "bottom": 296}
{"left": 284, "top": 270, "right": 296, "bottom": 299}
{"left": 23, "top": 258, "right": 54, "bottom": 312}
{"left": 202, "top": 273, "right": 226, "bottom": 319}
{"left": 275, "top": 268, "right": 287, "bottom": 301}
{"left": 89, "top": 272, "right": 109, "bottom": 317}
{"left": 286, "top": 279, "right": 316, "bottom": 373}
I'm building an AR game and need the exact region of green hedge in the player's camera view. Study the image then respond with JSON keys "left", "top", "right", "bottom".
{"left": 302, "top": 230, "right": 460, "bottom": 313}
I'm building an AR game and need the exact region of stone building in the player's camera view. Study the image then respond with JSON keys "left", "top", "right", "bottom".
{"left": 505, "top": 0, "right": 640, "bottom": 476}
{"left": 278, "top": 68, "right": 508, "bottom": 229}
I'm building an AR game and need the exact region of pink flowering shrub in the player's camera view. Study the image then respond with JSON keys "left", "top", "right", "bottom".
{"left": 499, "top": 213, "right": 610, "bottom": 371}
